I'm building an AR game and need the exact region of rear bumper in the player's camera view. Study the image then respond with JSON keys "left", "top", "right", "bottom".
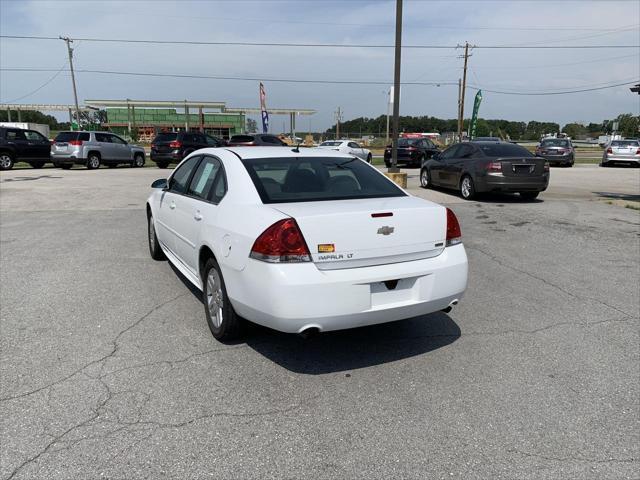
{"left": 151, "top": 152, "right": 182, "bottom": 163}
{"left": 50, "top": 153, "right": 86, "bottom": 165}
{"left": 476, "top": 172, "right": 549, "bottom": 193}
{"left": 539, "top": 153, "right": 573, "bottom": 164}
{"left": 603, "top": 155, "right": 640, "bottom": 164}
{"left": 225, "top": 244, "right": 468, "bottom": 333}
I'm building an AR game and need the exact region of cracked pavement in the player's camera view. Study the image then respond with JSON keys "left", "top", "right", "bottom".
{"left": 1, "top": 165, "right": 639, "bottom": 479}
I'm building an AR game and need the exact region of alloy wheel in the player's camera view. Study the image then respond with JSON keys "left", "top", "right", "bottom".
{"left": 206, "top": 269, "right": 224, "bottom": 328}
{"left": 420, "top": 169, "right": 429, "bottom": 188}
{"left": 0, "top": 154, "right": 13, "bottom": 169}
{"left": 461, "top": 177, "right": 472, "bottom": 199}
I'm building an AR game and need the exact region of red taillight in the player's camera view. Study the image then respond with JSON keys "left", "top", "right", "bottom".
{"left": 445, "top": 208, "right": 462, "bottom": 247}
{"left": 636, "top": 148, "right": 640, "bottom": 155}
{"left": 68, "top": 140, "right": 83, "bottom": 146}
{"left": 607, "top": 147, "right": 613, "bottom": 154}
{"left": 250, "top": 218, "right": 311, "bottom": 263}
{"left": 487, "top": 161, "right": 502, "bottom": 172}
{"left": 169, "top": 140, "right": 182, "bottom": 148}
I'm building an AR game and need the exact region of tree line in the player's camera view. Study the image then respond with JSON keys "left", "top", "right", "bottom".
{"left": 326, "top": 113, "right": 639, "bottom": 140}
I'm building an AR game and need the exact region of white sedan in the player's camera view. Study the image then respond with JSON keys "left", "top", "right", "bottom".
{"left": 146, "top": 147, "right": 468, "bottom": 340}
{"left": 318, "top": 140, "right": 373, "bottom": 163}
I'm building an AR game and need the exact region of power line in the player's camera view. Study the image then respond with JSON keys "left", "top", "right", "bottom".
{"left": 1, "top": 35, "right": 638, "bottom": 49}
{"left": 472, "top": 53, "right": 639, "bottom": 70}
{"left": 1, "top": 67, "right": 635, "bottom": 95}
{"left": 0, "top": 62, "right": 67, "bottom": 103}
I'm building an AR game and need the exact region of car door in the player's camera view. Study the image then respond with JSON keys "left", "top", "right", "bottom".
{"left": 347, "top": 142, "right": 366, "bottom": 160}
{"left": 174, "top": 156, "right": 225, "bottom": 273}
{"left": 23, "top": 130, "right": 51, "bottom": 160}
{"left": 4, "top": 129, "right": 30, "bottom": 159}
{"left": 446, "top": 143, "right": 474, "bottom": 187}
{"left": 155, "top": 155, "right": 202, "bottom": 258}
{"left": 108, "top": 134, "right": 130, "bottom": 160}
{"left": 432, "top": 145, "right": 460, "bottom": 186}
{"left": 94, "top": 133, "right": 115, "bottom": 160}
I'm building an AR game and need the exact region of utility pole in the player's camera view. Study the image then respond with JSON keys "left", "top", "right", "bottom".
{"left": 458, "top": 42, "right": 472, "bottom": 142}
{"left": 335, "top": 107, "right": 342, "bottom": 139}
{"left": 60, "top": 36, "right": 81, "bottom": 130}
{"left": 389, "top": 0, "right": 403, "bottom": 173}
{"left": 385, "top": 87, "right": 392, "bottom": 144}
{"left": 457, "top": 78, "right": 462, "bottom": 142}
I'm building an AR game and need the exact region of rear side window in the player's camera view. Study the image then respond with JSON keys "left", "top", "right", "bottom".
{"left": 5, "top": 129, "right": 26, "bottom": 141}
{"left": 261, "top": 135, "right": 285, "bottom": 145}
{"left": 477, "top": 143, "right": 533, "bottom": 157}
{"left": 95, "top": 133, "right": 110, "bottom": 142}
{"left": 241, "top": 156, "right": 406, "bottom": 204}
{"left": 230, "top": 135, "right": 254, "bottom": 143}
{"left": 153, "top": 133, "right": 178, "bottom": 143}
{"left": 169, "top": 156, "right": 201, "bottom": 194}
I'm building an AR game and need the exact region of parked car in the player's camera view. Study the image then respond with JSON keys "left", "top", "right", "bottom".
{"left": 146, "top": 147, "right": 468, "bottom": 340}
{"left": 151, "top": 132, "right": 225, "bottom": 168}
{"left": 0, "top": 126, "right": 51, "bottom": 170}
{"left": 317, "top": 140, "right": 372, "bottom": 163}
{"left": 384, "top": 137, "right": 440, "bottom": 168}
{"left": 420, "top": 141, "right": 549, "bottom": 200}
{"left": 51, "top": 131, "right": 146, "bottom": 170}
{"left": 535, "top": 138, "right": 575, "bottom": 167}
{"left": 601, "top": 139, "right": 640, "bottom": 167}
{"left": 226, "top": 134, "right": 288, "bottom": 147}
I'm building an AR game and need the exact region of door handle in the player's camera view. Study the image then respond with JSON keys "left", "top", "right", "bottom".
{"left": 194, "top": 211, "right": 203, "bottom": 221}
{"left": 169, "top": 202, "right": 176, "bottom": 210}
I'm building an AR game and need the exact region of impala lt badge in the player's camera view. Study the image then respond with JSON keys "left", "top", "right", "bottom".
{"left": 377, "top": 226, "right": 395, "bottom": 235}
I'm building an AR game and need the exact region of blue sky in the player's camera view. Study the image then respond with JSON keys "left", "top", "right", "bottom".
{"left": 0, "top": 0, "right": 638, "bottom": 131}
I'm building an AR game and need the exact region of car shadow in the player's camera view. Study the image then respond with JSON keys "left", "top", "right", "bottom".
{"left": 427, "top": 185, "right": 543, "bottom": 203}
{"left": 166, "top": 263, "right": 461, "bottom": 374}
{"left": 245, "top": 313, "right": 461, "bottom": 374}
{"left": 593, "top": 191, "right": 640, "bottom": 201}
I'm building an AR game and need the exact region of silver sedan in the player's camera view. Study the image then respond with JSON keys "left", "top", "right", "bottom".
{"left": 317, "top": 140, "right": 372, "bottom": 163}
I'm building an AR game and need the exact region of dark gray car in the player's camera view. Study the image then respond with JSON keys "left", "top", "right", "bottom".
{"left": 420, "top": 141, "right": 549, "bottom": 200}
{"left": 535, "top": 138, "right": 575, "bottom": 167}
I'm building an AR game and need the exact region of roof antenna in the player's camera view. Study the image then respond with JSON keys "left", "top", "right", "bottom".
{"left": 292, "top": 140, "right": 302, "bottom": 153}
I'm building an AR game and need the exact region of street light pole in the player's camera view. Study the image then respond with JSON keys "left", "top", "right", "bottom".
{"left": 60, "top": 36, "right": 81, "bottom": 130}
{"left": 389, "top": 0, "right": 403, "bottom": 173}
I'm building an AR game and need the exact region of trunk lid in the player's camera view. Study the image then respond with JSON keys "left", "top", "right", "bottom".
{"left": 499, "top": 156, "right": 547, "bottom": 177}
{"left": 272, "top": 196, "right": 447, "bottom": 270}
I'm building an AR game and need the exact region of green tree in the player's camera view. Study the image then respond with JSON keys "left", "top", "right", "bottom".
{"left": 615, "top": 113, "right": 639, "bottom": 137}
{"left": 562, "top": 123, "right": 587, "bottom": 139}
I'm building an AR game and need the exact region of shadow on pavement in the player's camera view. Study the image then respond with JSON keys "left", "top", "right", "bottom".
{"left": 593, "top": 191, "right": 640, "bottom": 201}
{"left": 246, "top": 313, "right": 460, "bottom": 374}
{"left": 167, "top": 263, "right": 461, "bottom": 374}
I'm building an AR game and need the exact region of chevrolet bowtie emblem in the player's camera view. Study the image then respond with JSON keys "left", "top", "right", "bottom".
{"left": 377, "top": 226, "right": 395, "bottom": 235}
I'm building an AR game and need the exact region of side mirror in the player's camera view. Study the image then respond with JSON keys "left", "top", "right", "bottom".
{"left": 151, "top": 178, "right": 168, "bottom": 189}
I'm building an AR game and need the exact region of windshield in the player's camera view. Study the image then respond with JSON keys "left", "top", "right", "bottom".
{"left": 320, "top": 141, "right": 342, "bottom": 146}
{"left": 241, "top": 157, "right": 406, "bottom": 204}
{"left": 541, "top": 139, "right": 570, "bottom": 147}
{"left": 478, "top": 143, "right": 534, "bottom": 157}
{"left": 153, "top": 133, "right": 178, "bottom": 143}
{"left": 611, "top": 140, "right": 639, "bottom": 147}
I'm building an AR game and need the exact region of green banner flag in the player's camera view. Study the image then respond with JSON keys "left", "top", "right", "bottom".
{"left": 469, "top": 90, "right": 483, "bottom": 139}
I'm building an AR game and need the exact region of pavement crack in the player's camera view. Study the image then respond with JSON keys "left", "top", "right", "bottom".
{"left": 467, "top": 245, "right": 637, "bottom": 318}
{"left": 0, "top": 293, "right": 187, "bottom": 403}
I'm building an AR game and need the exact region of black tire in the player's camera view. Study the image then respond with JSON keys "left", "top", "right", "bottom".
{"left": 156, "top": 161, "right": 169, "bottom": 169}
{"left": 460, "top": 175, "right": 475, "bottom": 200}
{"left": 61, "top": 164, "right": 73, "bottom": 170}
{"left": 147, "top": 213, "right": 166, "bottom": 261}
{"left": 133, "top": 154, "right": 145, "bottom": 168}
{"left": 384, "top": 161, "right": 391, "bottom": 168}
{"left": 366, "top": 153, "right": 372, "bottom": 164}
{"left": 420, "top": 168, "right": 432, "bottom": 189}
{"left": 202, "top": 257, "right": 244, "bottom": 341}
{"left": 520, "top": 191, "right": 539, "bottom": 201}
{"left": 0, "top": 152, "right": 14, "bottom": 171}
{"left": 600, "top": 162, "right": 609, "bottom": 168}
{"left": 53, "top": 161, "right": 60, "bottom": 168}
{"left": 31, "top": 161, "right": 45, "bottom": 169}
{"left": 87, "top": 153, "right": 101, "bottom": 170}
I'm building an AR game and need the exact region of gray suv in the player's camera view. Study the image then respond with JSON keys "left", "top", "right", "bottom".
{"left": 51, "top": 131, "right": 146, "bottom": 169}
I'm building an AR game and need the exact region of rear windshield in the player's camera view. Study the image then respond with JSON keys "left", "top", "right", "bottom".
{"left": 398, "top": 138, "right": 419, "bottom": 146}
{"left": 153, "top": 133, "right": 178, "bottom": 143}
{"left": 541, "top": 139, "right": 569, "bottom": 147}
{"left": 320, "top": 141, "right": 342, "bottom": 146}
{"left": 229, "top": 135, "right": 255, "bottom": 143}
{"left": 478, "top": 143, "right": 533, "bottom": 157}
{"left": 55, "top": 132, "right": 89, "bottom": 142}
{"left": 611, "top": 140, "right": 639, "bottom": 147}
{"left": 241, "top": 157, "right": 406, "bottom": 204}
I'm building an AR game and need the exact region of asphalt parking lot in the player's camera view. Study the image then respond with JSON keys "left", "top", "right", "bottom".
{"left": 1, "top": 164, "right": 639, "bottom": 479}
